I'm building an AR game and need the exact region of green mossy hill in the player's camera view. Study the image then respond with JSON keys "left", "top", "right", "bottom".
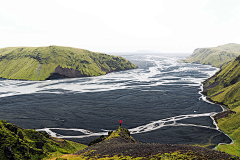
{"left": 0, "top": 46, "right": 137, "bottom": 81}
{"left": 202, "top": 55, "right": 240, "bottom": 157}
{"left": 179, "top": 43, "right": 240, "bottom": 68}
{"left": 202, "top": 55, "right": 240, "bottom": 109}
{"left": 0, "top": 120, "right": 86, "bottom": 160}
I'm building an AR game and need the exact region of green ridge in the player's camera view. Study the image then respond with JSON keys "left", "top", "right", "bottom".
{"left": 0, "top": 120, "right": 87, "bottom": 160}
{"left": 202, "top": 56, "right": 240, "bottom": 109}
{"left": 0, "top": 46, "right": 137, "bottom": 81}
{"left": 179, "top": 43, "right": 240, "bottom": 68}
{"left": 202, "top": 55, "right": 240, "bottom": 157}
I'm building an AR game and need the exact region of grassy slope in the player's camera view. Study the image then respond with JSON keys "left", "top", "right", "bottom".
{"left": 216, "top": 106, "right": 240, "bottom": 157}
{"left": 203, "top": 56, "right": 240, "bottom": 109}
{"left": 179, "top": 43, "right": 240, "bottom": 68}
{"left": 0, "top": 46, "right": 137, "bottom": 81}
{"left": 202, "top": 55, "right": 240, "bottom": 156}
{"left": 0, "top": 120, "right": 87, "bottom": 160}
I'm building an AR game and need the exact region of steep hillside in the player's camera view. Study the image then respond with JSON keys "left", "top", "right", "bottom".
{"left": 202, "top": 55, "right": 240, "bottom": 109}
{"left": 179, "top": 43, "right": 240, "bottom": 68}
{"left": 214, "top": 106, "right": 240, "bottom": 157}
{"left": 0, "top": 46, "right": 137, "bottom": 81}
{"left": 0, "top": 120, "right": 86, "bottom": 160}
{"left": 202, "top": 55, "right": 240, "bottom": 156}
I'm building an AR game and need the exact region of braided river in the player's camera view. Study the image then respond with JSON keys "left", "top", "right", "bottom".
{"left": 0, "top": 54, "right": 232, "bottom": 147}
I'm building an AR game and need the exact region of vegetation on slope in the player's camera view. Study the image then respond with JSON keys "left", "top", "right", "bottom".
{"left": 202, "top": 55, "right": 240, "bottom": 157}
{"left": 202, "top": 55, "right": 240, "bottom": 109}
{"left": 0, "top": 120, "right": 86, "bottom": 160}
{"left": 0, "top": 46, "right": 137, "bottom": 81}
{"left": 215, "top": 106, "right": 240, "bottom": 157}
{"left": 179, "top": 43, "right": 240, "bottom": 68}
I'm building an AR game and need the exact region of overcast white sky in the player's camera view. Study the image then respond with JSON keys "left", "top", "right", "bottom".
{"left": 1, "top": 0, "right": 240, "bottom": 54}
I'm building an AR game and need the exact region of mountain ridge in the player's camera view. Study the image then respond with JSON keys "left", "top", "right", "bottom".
{"left": 0, "top": 46, "right": 137, "bottom": 81}
{"left": 202, "top": 55, "right": 240, "bottom": 109}
{"left": 179, "top": 43, "right": 240, "bottom": 68}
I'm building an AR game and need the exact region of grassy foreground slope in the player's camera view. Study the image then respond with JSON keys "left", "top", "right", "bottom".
{"left": 0, "top": 120, "right": 86, "bottom": 160}
{"left": 202, "top": 55, "right": 240, "bottom": 156}
{"left": 0, "top": 46, "right": 137, "bottom": 81}
{"left": 179, "top": 43, "right": 240, "bottom": 68}
{"left": 216, "top": 106, "right": 240, "bottom": 157}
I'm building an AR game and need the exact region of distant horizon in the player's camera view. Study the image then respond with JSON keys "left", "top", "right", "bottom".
{"left": 1, "top": 42, "right": 239, "bottom": 56}
{"left": 0, "top": 43, "right": 239, "bottom": 56}
{"left": 1, "top": 0, "right": 240, "bottom": 54}
{"left": 106, "top": 51, "right": 192, "bottom": 56}
{"left": 0, "top": 45, "right": 192, "bottom": 56}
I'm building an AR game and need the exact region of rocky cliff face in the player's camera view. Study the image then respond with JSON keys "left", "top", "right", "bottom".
{"left": 46, "top": 65, "right": 117, "bottom": 80}
{"left": 46, "top": 65, "right": 88, "bottom": 80}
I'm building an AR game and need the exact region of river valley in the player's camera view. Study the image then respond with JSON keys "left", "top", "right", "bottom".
{"left": 0, "top": 54, "right": 232, "bottom": 147}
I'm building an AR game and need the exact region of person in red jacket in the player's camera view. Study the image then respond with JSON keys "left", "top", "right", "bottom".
{"left": 118, "top": 120, "right": 123, "bottom": 126}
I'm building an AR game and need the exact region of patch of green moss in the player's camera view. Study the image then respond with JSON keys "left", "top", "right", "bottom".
{"left": 192, "top": 143, "right": 216, "bottom": 149}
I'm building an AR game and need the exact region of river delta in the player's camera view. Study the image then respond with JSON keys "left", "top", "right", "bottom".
{"left": 0, "top": 54, "right": 232, "bottom": 146}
